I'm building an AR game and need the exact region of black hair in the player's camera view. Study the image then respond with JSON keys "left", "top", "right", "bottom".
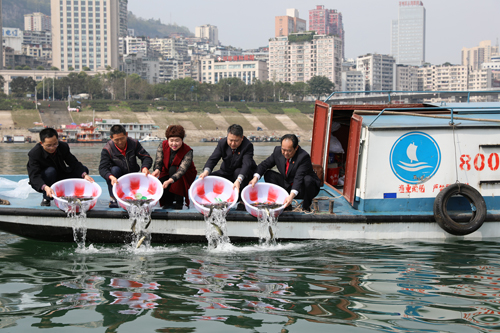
{"left": 39, "top": 128, "right": 58, "bottom": 142}
{"left": 110, "top": 124, "right": 127, "bottom": 137}
{"left": 281, "top": 134, "right": 299, "bottom": 148}
{"left": 227, "top": 124, "right": 243, "bottom": 137}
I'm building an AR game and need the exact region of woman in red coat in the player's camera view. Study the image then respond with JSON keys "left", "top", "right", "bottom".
{"left": 152, "top": 125, "right": 197, "bottom": 209}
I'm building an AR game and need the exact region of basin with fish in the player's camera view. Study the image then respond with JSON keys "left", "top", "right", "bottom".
{"left": 113, "top": 173, "right": 163, "bottom": 210}
{"left": 188, "top": 176, "right": 238, "bottom": 216}
{"left": 52, "top": 178, "right": 102, "bottom": 212}
{"left": 241, "top": 183, "right": 288, "bottom": 218}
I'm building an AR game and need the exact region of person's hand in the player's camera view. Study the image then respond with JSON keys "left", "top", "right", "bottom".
{"left": 162, "top": 178, "right": 174, "bottom": 189}
{"left": 152, "top": 169, "right": 160, "bottom": 178}
{"left": 233, "top": 179, "right": 241, "bottom": 191}
{"left": 283, "top": 193, "right": 296, "bottom": 207}
{"left": 142, "top": 167, "right": 150, "bottom": 176}
{"left": 84, "top": 174, "right": 94, "bottom": 183}
{"left": 110, "top": 175, "right": 118, "bottom": 186}
{"left": 44, "top": 186, "right": 55, "bottom": 198}
{"left": 199, "top": 170, "right": 209, "bottom": 179}
{"left": 249, "top": 176, "right": 259, "bottom": 188}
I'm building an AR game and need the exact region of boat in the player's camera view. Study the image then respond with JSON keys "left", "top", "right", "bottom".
{"left": 0, "top": 100, "right": 500, "bottom": 243}
{"left": 76, "top": 126, "right": 104, "bottom": 143}
{"left": 13, "top": 135, "right": 25, "bottom": 143}
{"left": 2, "top": 135, "right": 13, "bottom": 143}
{"left": 139, "top": 135, "right": 163, "bottom": 143}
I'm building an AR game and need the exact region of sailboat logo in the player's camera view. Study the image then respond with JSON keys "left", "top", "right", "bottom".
{"left": 390, "top": 132, "right": 441, "bottom": 184}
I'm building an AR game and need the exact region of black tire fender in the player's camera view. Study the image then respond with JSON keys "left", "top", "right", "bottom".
{"left": 433, "top": 183, "right": 487, "bottom": 236}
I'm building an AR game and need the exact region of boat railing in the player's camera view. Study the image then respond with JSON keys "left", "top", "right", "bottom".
{"left": 324, "top": 89, "right": 500, "bottom": 104}
{"left": 356, "top": 106, "right": 500, "bottom": 127}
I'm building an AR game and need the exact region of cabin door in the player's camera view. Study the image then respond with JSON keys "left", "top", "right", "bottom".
{"left": 344, "top": 114, "right": 363, "bottom": 205}
{"left": 311, "top": 101, "right": 331, "bottom": 182}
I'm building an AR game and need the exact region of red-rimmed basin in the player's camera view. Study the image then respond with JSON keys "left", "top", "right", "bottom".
{"left": 112, "top": 173, "right": 163, "bottom": 210}
{"left": 188, "top": 176, "right": 238, "bottom": 216}
{"left": 52, "top": 178, "right": 102, "bottom": 212}
{"left": 241, "top": 183, "right": 288, "bottom": 218}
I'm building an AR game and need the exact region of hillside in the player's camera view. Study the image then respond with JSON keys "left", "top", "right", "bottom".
{"left": 1, "top": 0, "right": 192, "bottom": 37}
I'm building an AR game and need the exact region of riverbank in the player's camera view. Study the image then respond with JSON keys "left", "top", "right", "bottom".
{"left": 0, "top": 106, "right": 314, "bottom": 143}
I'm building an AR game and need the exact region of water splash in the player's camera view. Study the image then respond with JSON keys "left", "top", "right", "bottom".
{"left": 126, "top": 203, "right": 153, "bottom": 250}
{"left": 257, "top": 209, "right": 279, "bottom": 247}
{"left": 204, "top": 208, "right": 231, "bottom": 250}
{"left": 66, "top": 200, "right": 91, "bottom": 250}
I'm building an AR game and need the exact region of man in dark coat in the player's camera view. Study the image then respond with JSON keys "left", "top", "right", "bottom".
{"left": 99, "top": 124, "right": 153, "bottom": 208}
{"left": 199, "top": 124, "right": 257, "bottom": 193}
{"left": 249, "top": 134, "right": 321, "bottom": 212}
{"left": 27, "top": 128, "right": 94, "bottom": 206}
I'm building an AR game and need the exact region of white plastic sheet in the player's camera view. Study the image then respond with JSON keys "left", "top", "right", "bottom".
{"left": 0, "top": 177, "right": 37, "bottom": 199}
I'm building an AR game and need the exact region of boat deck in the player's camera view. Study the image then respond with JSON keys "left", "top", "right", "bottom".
{"left": 0, "top": 174, "right": 448, "bottom": 223}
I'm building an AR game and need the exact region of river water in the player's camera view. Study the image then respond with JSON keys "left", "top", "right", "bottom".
{"left": 0, "top": 143, "right": 499, "bottom": 332}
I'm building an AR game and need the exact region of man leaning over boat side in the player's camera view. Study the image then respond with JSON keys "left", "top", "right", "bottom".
{"left": 99, "top": 124, "right": 153, "bottom": 208}
{"left": 27, "top": 127, "right": 95, "bottom": 207}
{"left": 249, "top": 134, "right": 321, "bottom": 212}
{"left": 198, "top": 124, "right": 257, "bottom": 210}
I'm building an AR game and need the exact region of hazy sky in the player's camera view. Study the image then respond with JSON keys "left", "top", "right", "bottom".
{"left": 128, "top": 0, "right": 499, "bottom": 65}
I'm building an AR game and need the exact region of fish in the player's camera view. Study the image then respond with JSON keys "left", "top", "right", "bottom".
{"left": 145, "top": 219, "right": 151, "bottom": 229}
{"left": 210, "top": 223, "right": 223, "bottom": 236}
{"left": 136, "top": 236, "right": 146, "bottom": 248}
{"left": 264, "top": 207, "right": 270, "bottom": 217}
{"left": 61, "top": 196, "right": 95, "bottom": 203}
{"left": 251, "top": 202, "right": 283, "bottom": 210}
{"left": 268, "top": 226, "right": 274, "bottom": 240}
{"left": 131, "top": 220, "right": 137, "bottom": 232}
{"left": 124, "top": 198, "right": 154, "bottom": 206}
{"left": 203, "top": 202, "right": 230, "bottom": 218}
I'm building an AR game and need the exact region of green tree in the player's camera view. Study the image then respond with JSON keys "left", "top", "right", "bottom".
{"left": 10, "top": 77, "right": 37, "bottom": 96}
{"left": 22, "top": 65, "right": 31, "bottom": 70}
{"left": 68, "top": 66, "right": 74, "bottom": 71}
{"left": 308, "top": 76, "right": 334, "bottom": 100}
{"left": 14, "top": 66, "right": 23, "bottom": 70}
{"left": 50, "top": 66, "right": 60, "bottom": 71}
{"left": 291, "top": 82, "right": 309, "bottom": 101}
{"left": 82, "top": 66, "right": 91, "bottom": 71}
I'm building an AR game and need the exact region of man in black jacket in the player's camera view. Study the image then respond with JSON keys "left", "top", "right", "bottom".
{"left": 199, "top": 124, "right": 257, "bottom": 193}
{"left": 99, "top": 124, "right": 153, "bottom": 208}
{"left": 27, "top": 128, "right": 94, "bottom": 206}
{"left": 249, "top": 134, "right": 321, "bottom": 212}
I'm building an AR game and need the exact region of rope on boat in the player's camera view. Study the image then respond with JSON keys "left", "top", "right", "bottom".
{"left": 353, "top": 110, "right": 500, "bottom": 124}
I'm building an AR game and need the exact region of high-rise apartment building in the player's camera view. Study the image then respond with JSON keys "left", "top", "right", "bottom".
{"left": 275, "top": 8, "right": 306, "bottom": 37}
{"left": 462, "top": 40, "right": 499, "bottom": 71}
{"left": 308, "top": 5, "right": 344, "bottom": 59}
{"left": 417, "top": 65, "right": 491, "bottom": 91}
{"left": 150, "top": 37, "right": 188, "bottom": 60}
{"left": 356, "top": 53, "right": 395, "bottom": 91}
{"left": 51, "top": 0, "right": 120, "bottom": 71}
{"left": 0, "top": 0, "right": 3, "bottom": 70}
{"left": 118, "top": 0, "right": 127, "bottom": 37}
{"left": 391, "top": 1, "right": 426, "bottom": 66}
{"left": 24, "top": 12, "right": 51, "bottom": 32}
{"left": 269, "top": 32, "right": 342, "bottom": 86}
{"left": 195, "top": 24, "right": 218, "bottom": 46}
{"left": 393, "top": 64, "right": 419, "bottom": 91}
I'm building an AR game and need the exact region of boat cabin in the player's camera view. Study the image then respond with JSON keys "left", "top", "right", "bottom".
{"left": 311, "top": 101, "right": 500, "bottom": 213}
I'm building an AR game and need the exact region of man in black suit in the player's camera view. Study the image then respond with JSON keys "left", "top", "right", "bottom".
{"left": 249, "top": 134, "right": 321, "bottom": 212}
{"left": 99, "top": 124, "right": 152, "bottom": 208}
{"left": 199, "top": 124, "right": 257, "bottom": 192}
{"left": 27, "top": 128, "right": 94, "bottom": 206}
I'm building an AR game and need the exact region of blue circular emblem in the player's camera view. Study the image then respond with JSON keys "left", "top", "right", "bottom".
{"left": 390, "top": 131, "right": 441, "bottom": 184}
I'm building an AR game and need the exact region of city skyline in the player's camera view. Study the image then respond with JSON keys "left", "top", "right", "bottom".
{"left": 128, "top": 0, "right": 499, "bottom": 65}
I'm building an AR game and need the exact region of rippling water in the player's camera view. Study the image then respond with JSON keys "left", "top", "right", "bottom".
{"left": 0, "top": 236, "right": 499, "bottom": 332}
{"left": 1, "top": 143, "right": 500, "bottom": 332}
